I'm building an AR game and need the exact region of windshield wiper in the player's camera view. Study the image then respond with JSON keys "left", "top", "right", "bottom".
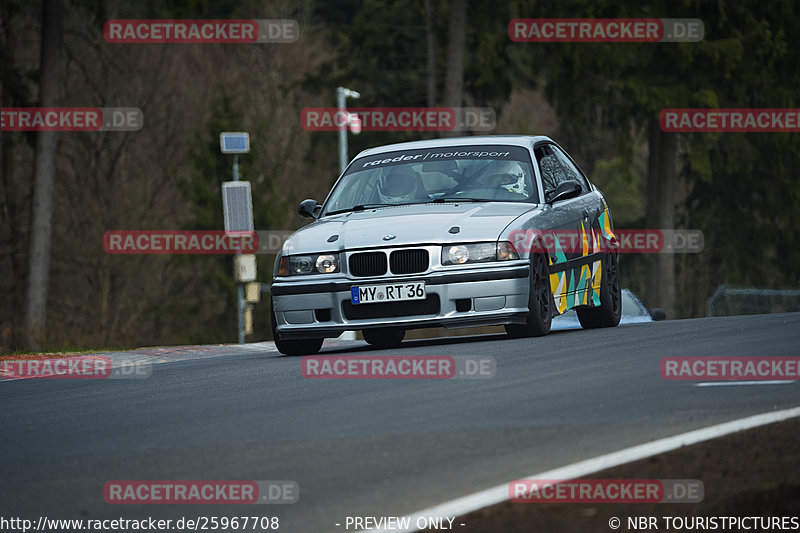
{"left": 325, "top": 203, "right": 395, "bottom": 216}
{"left": 430, "top": 197, "right": 491, "bottom": 203}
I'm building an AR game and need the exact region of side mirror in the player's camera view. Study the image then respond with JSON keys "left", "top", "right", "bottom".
{"left": 298, "top": 199, "right": 320, "bottom": 219}
{"left": 547, "top": 180, "right": 582, "bottom": 204}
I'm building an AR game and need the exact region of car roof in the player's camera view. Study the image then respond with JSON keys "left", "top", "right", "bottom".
{"left": 353, "top": 135, "right": 553, "bottom": 159}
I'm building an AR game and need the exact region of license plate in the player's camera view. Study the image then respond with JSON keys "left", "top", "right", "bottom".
{"left": 351, "top": 282, "right": 426, "bottom": 304}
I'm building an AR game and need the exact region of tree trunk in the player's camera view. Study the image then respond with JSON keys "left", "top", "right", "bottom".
{"left": 442, "top": 0, "right": 467, "bottom": 137}
{"left": 24, "top": 0, "right": 64, "bottom": 350}
{"left": 645, "top": 117, "right": 677, "bottom": 318}
{"left": 424, "top": 0, "right": 437, "bottom": 107}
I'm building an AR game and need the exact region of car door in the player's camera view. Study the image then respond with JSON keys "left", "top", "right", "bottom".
{"left": 532, "top": 143, "right": 580, "bottom": 314}
{"left": 534, "top": 143, "right": 603, "bottom": 314}
{"left": 549, "top": 143, "right": 607, "bottom": 311}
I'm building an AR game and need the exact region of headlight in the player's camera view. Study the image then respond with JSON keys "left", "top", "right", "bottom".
{"left": 315, "top": 254, "right": 338, "bottom": 273}
{"left": 446, "top": 245, "right": 470, "bottom": 265}
{"left": 279, "top": 254, "right": 340, "bottom": 275}
{"left": 441, "top": 242, "right": 519, "bottom": 265}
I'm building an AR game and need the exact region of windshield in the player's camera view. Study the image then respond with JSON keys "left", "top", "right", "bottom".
{"left": 322, "top": 144, "right": 538, "bottom": 215}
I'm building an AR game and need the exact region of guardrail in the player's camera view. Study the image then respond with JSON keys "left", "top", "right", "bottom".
{"left": 706, "top": 285, "right": 800, "bottom": 317}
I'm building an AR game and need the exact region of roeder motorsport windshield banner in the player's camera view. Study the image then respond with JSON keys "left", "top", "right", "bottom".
{"left": 348, "top": 145, "right": 533, "bottom": 173}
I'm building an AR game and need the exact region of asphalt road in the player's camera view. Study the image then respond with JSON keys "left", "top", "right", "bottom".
{"left": 1, "top": 313, "right": 799, "bottom": 532}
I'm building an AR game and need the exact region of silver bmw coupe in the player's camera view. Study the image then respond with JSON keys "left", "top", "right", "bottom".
{"left": 270, "top": 136, "right": 621, "bottom": 355}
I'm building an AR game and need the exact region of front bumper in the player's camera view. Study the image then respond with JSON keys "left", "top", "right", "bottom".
{"left": 271, "top": 263, "right": 531, "bottom": 339}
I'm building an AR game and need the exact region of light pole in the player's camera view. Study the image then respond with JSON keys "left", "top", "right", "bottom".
{"left": 337, "top": 86, "right": 360, "bottom": 174}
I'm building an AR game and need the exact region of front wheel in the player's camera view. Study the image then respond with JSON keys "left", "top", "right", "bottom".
{"left": 271, "top": 300, "right": 323, "bottom": 356}
{"left": 577, "top": 252, "right": 621, "bottom": 329}
{"left": 505, "top": 253, "right": 552, "bottom": 338}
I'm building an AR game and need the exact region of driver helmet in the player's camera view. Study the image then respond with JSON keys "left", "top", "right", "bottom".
{"left": 377, "top": 168, "right": 421, "bottom": 203}
{"left": 484, "top": 161, "right": 529, "bottom": 195}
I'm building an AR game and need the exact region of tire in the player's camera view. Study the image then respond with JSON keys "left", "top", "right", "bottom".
{"left": 270, "top": 300, "right": 323, "bottom": 356}
{"left": 362, "top": 327, "right": 405, "bottom": 348}
{"left": 505, "top": 253, "right": 552, "bottom": 338}
{"left": 577, "top": 252, "right": 621, "bottom": 329}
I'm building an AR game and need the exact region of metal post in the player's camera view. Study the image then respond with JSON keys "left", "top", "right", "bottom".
{"left": 237, "top": 284, "right": 245, "bottom": 344}
{"left": 233, "top": 154, "right": 244, "bottom": 344}
{"left": 220, "top": 132, "right": 251, "bottom": 346}
{"left": 336, "top": 87, "right": 360, "bottom": 175}
{"left": 337, "top": 87, "right": 347, "bottom": 174}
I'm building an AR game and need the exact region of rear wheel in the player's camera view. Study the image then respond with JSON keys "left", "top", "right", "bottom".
{"left": 505, "top": 253, "right": 552, "bottom": 338}
{"left": 577, "top": 252, "right": 621, "bottom": 329}
{"left": 363, "top": 327, "right": 405, "bottom": 348}
{"left": 270, "top": 300, "right": 323, "bottom": 355}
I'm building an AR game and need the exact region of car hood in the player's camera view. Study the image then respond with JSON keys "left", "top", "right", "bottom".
{"left": 281, "top": 203, "right": 541, "bottom": 254}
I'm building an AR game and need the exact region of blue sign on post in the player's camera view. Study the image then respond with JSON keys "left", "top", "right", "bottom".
{"left": 219, "top": 132, "right": 250, "bottom": 154}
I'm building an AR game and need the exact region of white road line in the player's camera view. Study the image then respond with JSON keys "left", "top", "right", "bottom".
{"left": 696, "top": 380, "right": 795, "bottom": 387}
{"left": 361, "top": 406, "right": 800, "bottom": 533}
